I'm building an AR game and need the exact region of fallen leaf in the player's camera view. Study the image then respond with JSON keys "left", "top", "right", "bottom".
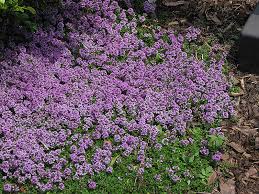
{"left": 208, "top": 171, "right": 217, "bottom": 185}
{"left": 234, "top": 126, "right": 258, "bottom": 136}
{"left": 230, "top": 90, "right": 245, "bottom": 97}
{"left": 207, "top": 13, "right": 222, "bottom": 25}
{"left": 180, "top": 19, "right": 187, "bottom": 23}
{"left": 228, "top": 142, "right": 245, "bottom": 153}
{"left": 251, "top": 105, "right": 259, "bottom": 117}
{"left": 250, "top": 119, "right": 259, "bottom": 128}
{"left": 20, "top": 187, "right": 26, "bottom": 193}
{"left": 223, "top": 22, "right": 234, "bottom": 33}
{"left": 163, "top": 0, "right": 187, "bottom": 6}
{"left": 211, "top": 189, "right": 221, "bottom": 194}
{"left": 221, "top": 153, "right": 230, "bottom": 161}
{"left": 220, "top": 179, "right": 236, "bottom": 194}
{"left": 245, "top": 167, "right": 257, "bottom": 178}
{"left": 243, "top": 152, "right": 252, "bottom": 159}
{"left": 168, "top": 21, "right": 179, "bottom": 26}
{"left": 255, "top": 137, "right": 259, "bottom": 149}
{"left": 230, "top": 76, "right": 240, "bottom": 85}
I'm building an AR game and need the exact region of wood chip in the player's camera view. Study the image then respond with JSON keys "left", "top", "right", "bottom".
{"left": 235, "top": 127, "right": 258, "bottom": 136}
{"left": 228, "top": 142, "right": 245, "bottom": 153}
{"left": 206, "top": 13, "right": 222, "bottom": 25}
{"left": 255, "top": 137, "right": 259, "bottom": 149}
{"left": 222, "top": 153, "right": 230, "bottom": 161}
{"left": 243, "top": 152, "right": 252, "bottom": 159}
{"left": 163, "top": 0, "right": 187, "bottom": 6}
{"left": 208, "top": 171, "right": 218, "bottom": 185}
{"left": 220, "top": 179, "right": 236, "bottom": 194}
{"left": 240, "top": 78, "right": 245, "bottom": 90}
{"left": 211, "top": 189, "right": 221, "bottom": 194}
{"left": 168, "top": 21, "right": 179, "bottom": 26}
{"left": 223, "top": 22, "right": 235, "bottom": 33}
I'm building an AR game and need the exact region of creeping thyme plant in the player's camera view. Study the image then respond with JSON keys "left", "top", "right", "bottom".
{"left": 0, "top": 0, "right": 233, "bottom": 193}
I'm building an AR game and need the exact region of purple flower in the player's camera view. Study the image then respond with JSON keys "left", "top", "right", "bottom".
{"left": 88, "top": 180, "right": 97, "bottom": 190}
{"left": 139, "top": 16, "right": 146, "bottom": 23}
{"left": 58, "top": 183, "right": 65, "bottom": 190}
{"left": 138, "top": 167, "right": 145, "bottom": 175}
{"left": 183, "top": 170, "right": 192, "bottom": 178}
{"left": 185, "top": 26, "right": 201, "bottom": 41}
{"left": 3, "top": 183, "right": 12, "bottom": 192}
{"left": 180, "top": 139, "right": 189, "bottom": 146}
{"left": 171, "top": 175, "right": 181, "bottom": 183}
{"left": 106, "top": 166, "right": 113, "bottom": 173}
{"left": 200, "top": 147, "right": 209, "bottom": 156}
{"left": 154, "top": 174, "right": 161, "bottom": 181}
{"left": 143, "top": 1, "right": 156, "bottom": 14}
{"left": 212, "top": 151, "right": 222, "bottom": 161}
{"left": 154, "top": 143, "right": 162, "bottom": 150}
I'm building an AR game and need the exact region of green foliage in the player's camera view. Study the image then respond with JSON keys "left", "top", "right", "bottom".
{"left": 183, "top": 39, "right": 212, "bottom": 65}
{"left": 208, "top": 135, "right": 224, "bottom": 150}
{"left": 229, "top": 86, "right": 241, "bottom": 93}
{"left": 0, "top": 0, "right": 37, "bottom": 34}
{"left": 137, "top": 27, "right": 155, "bottom": 47}
{"left": 198, "top": 166, "right": 213, "bottom": 185}
{"left": 0, "top": 0, "right": 36, "bottom": 14}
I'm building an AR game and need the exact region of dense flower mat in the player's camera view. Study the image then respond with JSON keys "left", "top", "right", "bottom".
{"left": 0, "top": 0, "right": 233, "bottom": 192}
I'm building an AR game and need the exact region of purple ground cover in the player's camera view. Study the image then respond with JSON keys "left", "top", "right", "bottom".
{"left": 0, "top": 0, "right": 233, "bottom": 192}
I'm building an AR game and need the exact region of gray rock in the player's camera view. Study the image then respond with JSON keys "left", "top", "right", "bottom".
{"left": 239, "top": 3, "right": 259, "bottom": 73}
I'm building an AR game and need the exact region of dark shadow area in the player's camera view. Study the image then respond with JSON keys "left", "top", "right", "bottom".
{"left": 238, "top": 36, "right": 259, "bottom": 74}
{"left": 0, "top": 0, "right": 67, "bottom": 66}
{"left": 237, "top": 3, "right": 259, "bottom": 74}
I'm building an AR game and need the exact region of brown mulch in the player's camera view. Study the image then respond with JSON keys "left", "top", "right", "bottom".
{"left": 222, "top": 72, "right": 259, "bottom": 194}
{"left": 162, "top": 0, "right": 257, "bottom": 16}
{"left": 157, "top": 1, "right": 259, "bottom": 193}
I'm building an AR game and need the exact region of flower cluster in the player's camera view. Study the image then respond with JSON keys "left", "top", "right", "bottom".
{"left": 0, "top": 0, "right": 233, "bottom": 192}
{"left": 143, "top": 0, "right": 156, "bottom": 13}
{"left": 185, "top": 26, "right": 201, "bottom": 42}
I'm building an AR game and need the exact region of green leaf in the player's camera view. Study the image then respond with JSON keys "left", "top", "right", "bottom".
{"left": 24, "top": 6, "right": 36, "bottom": 14}
{"left": 14, "top": 6, "right": 24, "bottom": 12}
{"left": 206, "top": 166, "right": 213, "bottom": 173}
{"left": 201, "top": 168, "right": 206, "bottom": 175}
{"left": 189, "top": 155, "right": 195, "bottom": 163}
{"left": 194, "top": 151, "right": 199, "bottom": 156}
{"left": 157, "top": 125, "right": 164, "bottom": 135}
{"left": 0, "top": 0, "right": 5, "bottom": 4}
{"left": 198, "top": 174, "right": 205, "bottom": 179}
{"left": 110, "top": 155, "right": 119, "bottom": 166}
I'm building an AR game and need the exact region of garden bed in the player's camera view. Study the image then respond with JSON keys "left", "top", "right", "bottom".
{"left": 0, "top": 0, "right": 257, "bottom": 193}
